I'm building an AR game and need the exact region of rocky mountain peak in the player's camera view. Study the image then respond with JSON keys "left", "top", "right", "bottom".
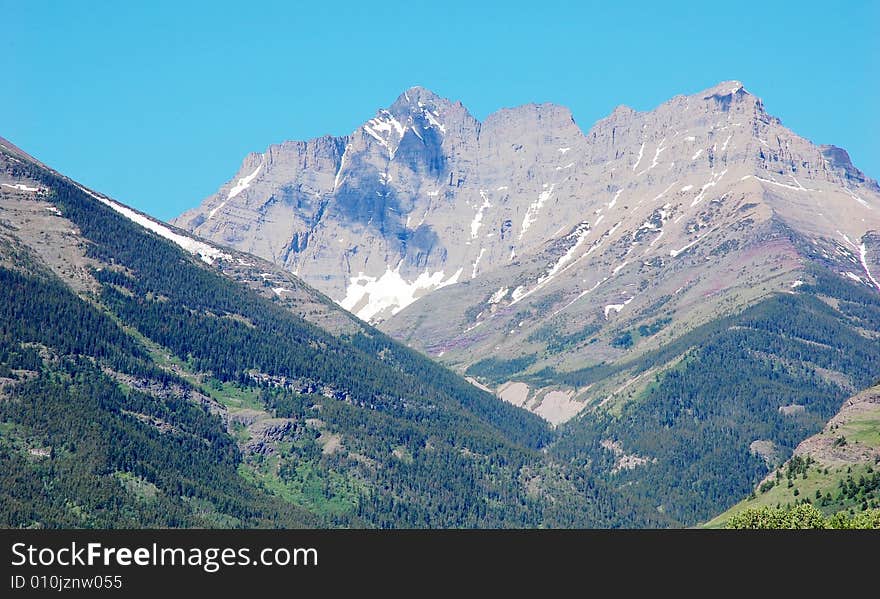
{"left": 353, "top": 87, "right": 477, "bottom": 165}
{"left": 176, "top": 82, "right": 879, "bottom": 332}
{"left": 701, "top": 79, "right": 747, "bottom": 98}
{"left": 608, "top": 104, "right": 637, "bottom": 118}
{"left": 390, "top": 86, "right": 445, "bottom": 110}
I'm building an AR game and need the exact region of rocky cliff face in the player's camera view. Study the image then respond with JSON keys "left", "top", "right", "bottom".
{"left": 176, "top": 82, "right": 878, "bottom": 320}
{"left": 175, "top": 82, "right": 880, "bottom": 424}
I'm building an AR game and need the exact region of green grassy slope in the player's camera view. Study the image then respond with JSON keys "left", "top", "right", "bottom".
{"left": 705, "top": 383, "right": 880, "bottom": 528}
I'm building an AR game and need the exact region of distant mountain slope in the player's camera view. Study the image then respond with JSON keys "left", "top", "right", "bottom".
{"left": 173, "top": 82, "right": 879, "bottom": 427}
{"left": 550, "top": 270, "right": 880, "bottom": 524}
{"left": 705, "top": 383, "right": 880, "bottom": 527}
{"left": 170, "top": 83, "right": 880, "bottom": 526}
{"left": 0, "top": 138, "right": 661, "bottom": 528}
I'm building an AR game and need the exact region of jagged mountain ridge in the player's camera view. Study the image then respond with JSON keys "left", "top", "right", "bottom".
{"left": 175, "top": 82, "right": 880, "bottom": 426}
{"left": 175, "top": 81, "right": 879, "bottom": 325}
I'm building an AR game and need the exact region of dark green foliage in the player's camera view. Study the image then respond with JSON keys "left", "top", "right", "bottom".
{"left": 784, "top": 455, "right": 814, "bottom": 479}
{"left": 0, "top": 268, "right": 138, "bottom": 367}
{"left": 759, "top": 480, "right": 776, "bottom": 493}
{"left": 0, "top": 157, "right": 659, "bottom": 528}
{"left": 554, "top": 274, "right": 880, "bottom": 526}
{"left": 835, "top": 471, "right": 880, "bottom": 505}
{"left": 0, "top": 260, "right": 317, "bottom": 527}
{"left": 610, "top": 331, "right": 634, "bottom": 349}
{"left": 345, "top": 332, "right": 552, "bottom": 450}
{"left": 543, "top": 311, "right": 739, "bottom": 388}
{"left": 727, "top": 503, "right": 826, "bottom": 529}
{"left": 0, "top": 357, "right": 316, "bottom": 528}
{"left": 465, "top": 354, "right": 539, "bottom": 384}
{"left": 527, "top": 322, "right": 601, "bottom": 355}
{"left": 637, "top": 318, "right": 671, "bottom": 338}
{"left": 727, "top": 504, "right": 880, "bottom": 529}
{"left": 610, "top": 318, "right": 670, "bottom": 350}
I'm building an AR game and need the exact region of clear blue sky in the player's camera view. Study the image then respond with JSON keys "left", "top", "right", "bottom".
{"left": 3, "top": 1, "right": 878, "bottom": 221}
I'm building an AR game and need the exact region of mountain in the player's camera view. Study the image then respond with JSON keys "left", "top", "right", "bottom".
{"left": 0, "top": 136, "right": 662, "bottom": 528}
{"left": 705, "top": 382, "right": 880, "bottom": 527}
{"left": 174, "top": 82, "right": 880, "bottom": 525}
{"left": 175, "top": 81, "right": 879, "bottom": 417}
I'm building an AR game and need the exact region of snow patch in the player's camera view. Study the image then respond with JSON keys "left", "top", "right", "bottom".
{"left": 844, "top": 188, "right": 871, "bottom": 209}
{"left": 859, "top": 243, "right": 880, "bottom": 291}
{"left": 551, "top": 278, "right": 607, "bottom": 317}
{"left": 77, "top": 185, "right": 231, "bottom": 265}
{"left": 519, "top": 222, "right": 592, "bottom": 299}
{"left": 339, "top": 266, "right": 462, "bottom": 322}
{"left": 637, "top": 138, "right": 667, "bottom": 176}
{"left": 471, "top": 190, "right": 492, "bottom": 238}
{"left": 209, "top": 160, "right": 263, "bottom": 220}
{"left": 334, "top": 147, "right": 348, "bottom": 191}
{"left": 838, "top": 230, "right": 857, "bottom": 251}
{"left": 364, "top": 110, "right": 406, "bottom": 159}
{"left": 488, "top": 287, "right": 508, "bottom": 304}
{"left": 631, "top": 142, "right": 645, "bottom": 172}
{"left": 691, "top": 169, "right": 727, "bottom": 206}
{"left": 608, "top": 189, "right": 623, "bottom": 209}
{"left": 370, "top": 110, "right": 404, "bottom": 136}
{"left": 472, "top": 247, "right": 486, "bottom": 279}
{"left": 648, "top": 230, "right": 664, "bottom": 248}
{"left": 226, "top": 163, "right": 263, "bottom": 200}
{"left": 743, "top": 174, "right": 819, "bottom": 193}
{"left": 652, "top": 181, "right": 677, "bottom": 203}
{"left": 670, "top": 234, "right": 705, "bottom": 258}
{"left": 1, "top": 182, "right": 41, "bottom": 192}
{"left": 423, "top": 108, "right": 446, "bottom": 133}
{"left": 604, "top": 297, "right": 634, "bottom": 319}
{"left": 519, "top": 184, "right": 554, "bottom": 240}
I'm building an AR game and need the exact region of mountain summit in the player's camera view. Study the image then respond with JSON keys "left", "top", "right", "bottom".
{"left": 175, "top": 80, "right": 878, "bottom": 322}
{"left": 172, "top": 81, "right": 880, "bottom": 525}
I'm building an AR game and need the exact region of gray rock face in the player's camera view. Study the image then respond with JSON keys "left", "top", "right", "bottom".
{"left": 175, "top": 82, "right": 880, "bottom": 422}
{"left": 175, "top": 87, "right": 603, "bottom": 321}
{"left": 176, "top": 81, "right": 878, "bottom": 322}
